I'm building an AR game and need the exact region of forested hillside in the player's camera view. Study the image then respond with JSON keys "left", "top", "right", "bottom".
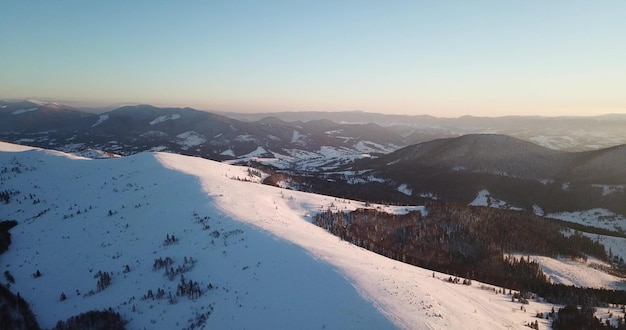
{"left": 314, "top": 201, "right": 626, "bottom": 306}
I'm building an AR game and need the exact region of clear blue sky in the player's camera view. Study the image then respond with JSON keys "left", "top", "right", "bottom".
{"left": 2, "top": 1, "right": 625, "bottom": 117}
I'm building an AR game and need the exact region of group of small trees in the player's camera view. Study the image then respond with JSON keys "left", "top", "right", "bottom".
{"left": 525, "top": 320, "right": 539, "bottom": 329}
{"left": 446, "top": 276, "right": 471, "bottom": 286}
{"left": 192, "top": 212, "right": 211, "bottom": 231}
{"left": 141, "top": 273, "right": 204, "bottom": 304}
{"left": 163, "top": 233, "right": 179, "bottom": 246}
{"left": 0, "top": 190, "right": 12, "bottom": 204}
{"left": 165, "top": 256, "right": 195, "bottom": 281}
{"left": 176, "top": 274, "right": 202, "bottom": 300}
{"left": 95, "top": 271, "right": 112, "bottom": 292}
{"left": 142, "top": 287, "right": 168, "bottom": 301}
{"left": 153, "top": 257, "right": 174, "bottom": 271}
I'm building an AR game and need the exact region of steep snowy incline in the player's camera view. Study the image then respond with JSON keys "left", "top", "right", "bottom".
{"left": 0, "top": 147, "right": 394, "bottom": 329}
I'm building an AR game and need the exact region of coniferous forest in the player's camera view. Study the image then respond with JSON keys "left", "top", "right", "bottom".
{"left": 313, "top": 200, "right": 626, "bottom": 306}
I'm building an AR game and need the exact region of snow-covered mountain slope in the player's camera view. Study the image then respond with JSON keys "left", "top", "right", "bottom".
{"left": 1, "top": 142, "right": 615, "bottom": 330}
{"left": 0, "top": 144, "right": 394, "bottom": 329}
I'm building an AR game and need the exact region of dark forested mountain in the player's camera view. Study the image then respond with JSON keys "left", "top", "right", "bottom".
{"left": 356, "top": 134, "right": 571, "bottom": 180}
{"left": 351, "top": 134, "right": 626, "bottom": 184}
{"left": 0, "top": 100, "right": 91, "bottom": 132}
{"left": 345, "top": 134, "right": 626, "bottom": 215}
{"left": 568, "top": 145, "right": 626, "bottom": 184}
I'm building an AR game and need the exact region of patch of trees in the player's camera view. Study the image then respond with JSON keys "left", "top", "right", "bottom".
{"left": 313, "top": 201, "right": 626, "bottom": 305}
{"left": 192, "top": 212, "right": 211, "bottom": 230}
{"left": 153, "top": 256, "right": 174, "bottom": 271}
{"left": 0, "top": 190, "right": 14, "bottom": 204}
{"left": 95, "top": 271, "right": 111, "bottom": 292}
{"left": 142, "top": 273, "right": 205, "bottom": 304}
{"left": 153, "top": 256, "right": 196, "bottom": 281}
{"left": 53, "top": 309, "right": 125, "bottom": 330}
{"left": 163, "top": 233, "right": 179, "bottom": 246}
{"left": 165, "top": 256, "right": 196, "bottom": 281}
{"left": 424, "top": 201, "right": 608, "bottom": 261}
{"left": 551, "top": 305, "right": 617, "bottom": 330}
{"left": 142, "top": 287, "right": 172, "bottom": 302}
{"left": 176, "top": 274, "right": 202, "bottom": 300}
{"left": 0, "top": 285, "right": 40, "bottom": 330}
{"left": 0, "top": 220, "right": 17, "bottom": 255}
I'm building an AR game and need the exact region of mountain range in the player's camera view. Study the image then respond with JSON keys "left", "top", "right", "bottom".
{"left": 0, "top": 100, "right": 402, "bottom": 169}
{"left": 2, "top": 99, "right": 626, "bottom": 219}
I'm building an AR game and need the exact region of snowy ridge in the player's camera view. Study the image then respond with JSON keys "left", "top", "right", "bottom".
{"left": 2, "top": 143, "right": 624, "bottom": 329}
{"left": 159, "top": 153, "right": 558, "bottom": 329}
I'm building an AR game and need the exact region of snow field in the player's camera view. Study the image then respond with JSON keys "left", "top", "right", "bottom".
{"left": 0, "top": 149, "right": 393, "bottom": 329}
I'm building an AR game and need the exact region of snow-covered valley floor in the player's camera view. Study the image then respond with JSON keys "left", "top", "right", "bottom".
{"left": 1, "top": 142, "right": 624, "bottom": 329}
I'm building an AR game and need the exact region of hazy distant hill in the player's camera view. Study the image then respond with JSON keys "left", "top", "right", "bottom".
{"left": 0, "top": 100, "right": 92, "bottom": 132}
{"left": 368, "top": 134, "right": 571, "bottom": 180}
{"left": 220, "top": 110, "right": 626, "bottom": 151}
{"left": 356, "top": 134, "right": 626, "bottom": 184}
